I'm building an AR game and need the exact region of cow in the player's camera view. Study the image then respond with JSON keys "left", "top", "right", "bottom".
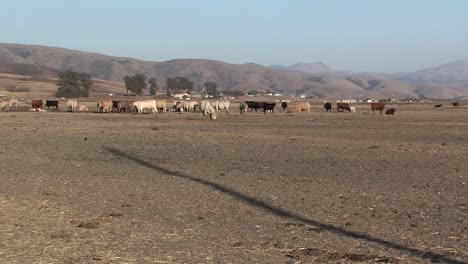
{"left": 97, "top": 100, "right": 113, "bottom": 113}
{"left": 78, "top": 105, "right": 88, "bottom": 112}
{"left": 133, "top": 100, "right": 157, "bottom": 114}
{"left": 0, "top": 101, "right": 10, "bottom": 112}
{"left": 239, "top": 102, "right": 246, "bottom": 115}
{"left": 337, "top": 103, "right": 351, "bottom": 112}
{"left": 433, "top": 104, "right": 442, "bottom": 108}
{"left": 9, "top": 98, "right": 19, "bottom": 108}
{"left": 173, "top": 101, "right": 184, "bottom": 112}
{"left": 350, "top": 106, "right": 356, "bottom": 112}
{"left": 32, "top": 99, "right": 44, "bottom": 111}
{"left": 182, "top": 101, "right": 198, "bottom": 112}
{"left": 279, "top": 102, "right": 287, "bottom": 112}
{"left": 245, "top": 101, "right": 257, "bottom": 112}
{"left": 156, "top": 100, "right": 167, "bottom": 113}
{"left": 46, "top": 100, "right": 59, "bottom": 109}
{"left": 370, "top": 102, "right": 385, "bottom": 114}
{"left": 214, "top": 100, "right": 230, "bottom": 115}
{"left": 256, "top": 102, "right": 266, "bottom": 112}
{"left": 264, "top": 103, "right": 276, "bottom": 114}
{"left": 112, "top": 100, "right": 120, "bottom": 111}
{"left": 294, "top": 102, "right": 311, "bottom": 115}
{"left": 323, "top": 102, "right": 332, "bottom": 112}
{"left": 200, "top": 100, "right": 217, "bottom": 120}
{"left": 67, "top": 99, "right": 78, "bottom": 112}
{"left": 453, "top": 102, "right": 460, "bottom": 107}
{"left": 385, "top": 108, "right": 396, "bottom": 115}
{"left": 115, "top": 101, "right": 128, "bottom": 112}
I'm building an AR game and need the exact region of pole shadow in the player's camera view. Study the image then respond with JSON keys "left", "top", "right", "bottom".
{"left": 102, "top": 146, "right": 465, "bottom": 264}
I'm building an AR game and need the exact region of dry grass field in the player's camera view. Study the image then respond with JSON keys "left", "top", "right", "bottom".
{"left": 0, "top": 103, "right": 466, "bottom": 263}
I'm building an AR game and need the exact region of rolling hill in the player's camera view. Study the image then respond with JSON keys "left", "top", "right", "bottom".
{"left": 0, "top": 43, "right": 467, "bottom": 99}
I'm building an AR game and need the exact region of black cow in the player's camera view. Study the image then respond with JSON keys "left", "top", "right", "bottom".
{"left": 239, "top": 103, "right": 246, "bottom": 115}
{"left": 245, "top": 101, "right": 257, "bottom": 112}
{"left": 46, "top": 100, "right": 59, "bottom": 109}
{"left": 433, "top": 104, "right": 442, "bottom": 108}
{"left": 385, "top": 108, "right": 396, "bottom": 115}
{"left": 281, "top": 102, "right": 288, "bottom": 111}
{"left": 324, "top": 102, "right": 332, "bottom": 112}
{"left": 264, "top": 103, "right": 275, "bottom": 114}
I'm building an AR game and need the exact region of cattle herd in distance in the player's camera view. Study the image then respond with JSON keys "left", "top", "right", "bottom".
{"left": 0, "top": 97, "right": 465, "bottom": 118}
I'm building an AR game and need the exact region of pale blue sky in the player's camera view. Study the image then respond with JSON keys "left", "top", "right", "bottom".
{"left": 1, "top": 0, "right": 467, "bottom": 72}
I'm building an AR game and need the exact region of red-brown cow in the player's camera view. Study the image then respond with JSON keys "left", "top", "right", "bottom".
{"left": 337, "top": 103, "right": 351, "bottom": 112}
{"left": 32, "top": 99, "right": 44, "bottom": 110}
{"left": 371, "top": 103, "right": 385, "bottom": 114}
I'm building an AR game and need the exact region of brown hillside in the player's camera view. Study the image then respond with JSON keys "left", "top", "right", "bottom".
{"left": 1, "top": 43, "right": 467, "bottom": 99}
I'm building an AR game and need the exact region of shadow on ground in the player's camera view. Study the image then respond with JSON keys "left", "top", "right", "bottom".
{"left": 103, "top": 146, "right": 464, "bottom": 264}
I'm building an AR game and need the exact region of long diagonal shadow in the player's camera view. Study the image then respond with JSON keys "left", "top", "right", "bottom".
{"left": 103, "top": 146, "right": 464, "bottom": 264}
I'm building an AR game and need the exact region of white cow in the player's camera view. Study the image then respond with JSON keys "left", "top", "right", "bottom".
{"left": 350, "top": 106, "right": 356, "bottom": 112}
{"left": 183, "top": 101, "right": 199, "bottom": 112}
{"left": 67, "top": 100, "right": 78, "bottom": 112}
{"left": 0, "top": 101, "right": 11, "bottom": 112}
{"left": 78, "top": 105, "right": 88, "bottom": 112}
{"left": 9, "top": 98, "right": 19, "bottom": 108}
{"left": 200, "top": 100, "right": 217, "bottom": 120}
{"left": 213, "top": 100, "right": 230, "bottom": 115}
{"left": 134, "top": 100, "right": 157, "bottom": 114}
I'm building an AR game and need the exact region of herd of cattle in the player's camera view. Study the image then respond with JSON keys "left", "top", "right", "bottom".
{"left": 0, "top": 97, "right": 400, "bottom": 119}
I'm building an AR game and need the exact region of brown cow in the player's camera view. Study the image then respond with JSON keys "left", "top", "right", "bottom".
{"left": 385, "top": 108, "right": 396, "bottom": 115}
{"left": 32, "top": 99, "right": 44, "bottom": 110}
{"left": 452, "top": 102, "right": 460, "bottom": 107}
{"left": 370, "top": 103, "right": 385, "bottom": 114}
{"left": 337, "top": 103, "right": 351, "bottom": 112}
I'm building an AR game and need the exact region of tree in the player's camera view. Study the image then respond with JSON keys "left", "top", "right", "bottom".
{"left": 266, "top": 88, "right": 272, "bottom": 94}
{"left": 247, "top": 90, "right": 259, "bottom": 95}
{"left": 148, "top": 77, "right": 158, "bottom": 96}
{"left": 222, "top": 89, "right": 244, "bottom": 97}
{"left": 203, "top": 82, "right": 219, "bottom": 97}
{"left": 55, "top": 71, "right": 92, "bottom": 98}
{"left": 123, "top": 74, "right": 147, "bottom": 95}
{"left": 166, "top": 77, "right": 194, "bottom": 95}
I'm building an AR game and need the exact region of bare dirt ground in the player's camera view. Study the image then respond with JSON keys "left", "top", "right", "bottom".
{"left": 0, "top": 103, "right": 467, "bottom": 263}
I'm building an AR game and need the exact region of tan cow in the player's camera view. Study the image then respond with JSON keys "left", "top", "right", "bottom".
{"left": 97, "top": 100, "right": 113, "bottom": 113}
{"left": 156, "top": 100, "right": 167, "bottom": 112}
{"left": 0, "top": 101, "right": 11, "bottom": 112}
{"left": 294, "top": 102, "right": 311, "bottom": 115}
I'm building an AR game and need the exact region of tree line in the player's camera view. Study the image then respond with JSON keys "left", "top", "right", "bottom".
{"left": 55, "top": 71, "right": 249, "bottom": 98}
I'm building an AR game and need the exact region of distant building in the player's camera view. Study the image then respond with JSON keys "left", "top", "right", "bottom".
{"left": 337, "top": 99, "right": 357, "bottom": 103}
{"left": 299, "top": 95, "right": 306, "bottom": 99}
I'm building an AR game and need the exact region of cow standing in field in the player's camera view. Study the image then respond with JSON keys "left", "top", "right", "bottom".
{"left": 156, "top": 100, "right": 167, "bottom": 113}
{"left": 97, "top": 100, "right": 113, "bottom": 113}
{"left": 239, "top": 103, "right": 246, "bottom": 115}
{"left": 67, "top": 100, "right": 78, "bottom": 112}
{"left": 323, "top": 102, "right": 332, "bottom": 112}
{"left": 133, "top": 100, "right": 157, "bottom": 114}
{"left": 264, "top": 103, "right": 276, "bottom": 114}
{"left": 32, "top": 100, "right": 45, "bottom": 111}
{"left": 370, "top": 103, "right": 385, "bottom": 114}
{"left": 453, "top": 102, "right": 460, "bottom": 107}
{"left": 337, "top": 103, "right": 351, "bottom": 112}
{"left": 294, "top": 102, "right": 311, "bottom": 115}
{"left": 46, "top": 100, "right": 59, "bottom": 109}
{"left": 245, "top": 101, "right": 257, "bottom": 112}
{"left": 214, "top": 100, "right": 230, "bottom": 115}
{"left": 350, "top": 106, "right": 356, "bottom": 112}
{"left": 0, "top": 101, "right": 10, "bottom": 112}
{"left": 9, "top": 98, "right": 19, "bottom": 108}
{"left": 281, "top": 102, "right": 288, "bottom": 111}
{"left": 200, "top": 100, "right": 217, "bottom": 120}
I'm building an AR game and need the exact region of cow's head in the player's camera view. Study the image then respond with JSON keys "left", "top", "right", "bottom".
{"left": 210, "top": 112, "right": 217, "bottom": 120}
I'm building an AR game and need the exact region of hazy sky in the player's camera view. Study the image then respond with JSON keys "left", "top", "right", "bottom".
{"left": 1, "top": 0, "right": 468, "bottom": 72}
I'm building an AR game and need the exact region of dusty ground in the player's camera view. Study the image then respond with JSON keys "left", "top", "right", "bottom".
{"left": 0, "top": 103, "right": 467, "bottom": 263}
